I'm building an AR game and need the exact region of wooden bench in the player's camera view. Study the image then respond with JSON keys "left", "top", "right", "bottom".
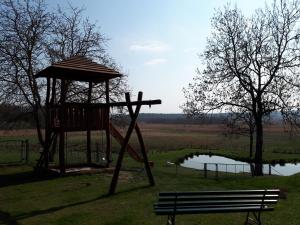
{"left": 154, "top": 189, "right": 280, "bottom": 225}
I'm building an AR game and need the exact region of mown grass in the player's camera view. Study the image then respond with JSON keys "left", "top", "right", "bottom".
{"left": 1, "top": 148, "right": 300, "bottom": 225}
{"left": 1, "top": 123, "right": 300, "bottom": 225}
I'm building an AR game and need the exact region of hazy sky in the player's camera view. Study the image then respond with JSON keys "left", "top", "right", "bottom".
{"left": 46, "top": 0, "right": 272, "bottom": 113}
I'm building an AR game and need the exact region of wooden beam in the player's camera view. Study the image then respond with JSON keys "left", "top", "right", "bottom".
{"left": 105, "top": 80, "right": 111, "bottom": 167}
{"left": 55, "top": 99, "right": 161, "bottom": 108}
{"left": 58, "top": 79, "right": 66, "bottom": 174}
{"left": 107, "top": 99, "right": 161, "bottom": 107}
{"left": 50, "top": 78, "right": 56, "bottom": 104}
{"left": 126, "top": 92, "right": 155, "bottom": 186}
{"left": 44, "top": 77, "right": 51, "bottom": 168}
{"left": 108, "top": 92, "right": 143, "bottom": 195}
{"left": 86, "top": 82, "right": 92, "bottom": 164}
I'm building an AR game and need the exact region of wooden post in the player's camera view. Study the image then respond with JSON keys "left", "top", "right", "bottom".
{"left": 51, "top": 78, "right": 57, "bottom": 104}
{"left": 25, "top": 139, "right": 29, "bottom": 164}
{"left": 215, "top": 164, "right": 218, "bottom": 180}
{"left": 204, "top": 163, "right": 207, "bottom": 178}
{"left": 95, "top": 142, "right": 99, "bottom": 162}
{"left": 58, "top": 79, "right": 66, "bottom": 174}
{"left": 126, "top": 92, "right": 155, "bottom": 186}
{"left": 86, "top": 82, "right": 92, "bottom": 164}
{"left": 105, "top": 80, "right": 111, "bottom": 167}
{"left": 108, "top": 92, "right": 142, "bottom": 195}
{"left": 269, "top": 164, "right": 272, "bottom": 175}
{"left": 47, "top": 78, "right": 57, "bottom": 163}
{"left": 44, "top": 77, "right": 51, "bottom": 169}
{"left": 21, "top": 140, "right": 24, "bottom": 161}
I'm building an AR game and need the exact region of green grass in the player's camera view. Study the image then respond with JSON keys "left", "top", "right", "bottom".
{"left": 1, "top": 124, "right": 300, "bottom": 224}
{"left": 1, "top": 148, "right": 300, "bottom": 225}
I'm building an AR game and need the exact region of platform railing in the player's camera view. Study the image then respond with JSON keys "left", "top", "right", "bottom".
{"left": 49, "top": 103, "right": 109, "bottom": 131}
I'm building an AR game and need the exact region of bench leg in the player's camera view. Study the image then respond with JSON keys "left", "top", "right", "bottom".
{"left": 245, "top": 212, "right": 262, "bottom": 225}
{"left": 167, "top": 214, "right": 175, "bottom": 225}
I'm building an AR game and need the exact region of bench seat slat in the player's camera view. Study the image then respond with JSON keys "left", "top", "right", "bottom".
{"left": 159, "top": 189, "right": 280, "bottom": 196}
{"left": 155, "top": 204, "right": 268, "bottom": 210}
{"left": 155, "top": 199, "right": 278, "bottom": 207}
{"left": 155, "top": 205, "right": 274, "bottom": 215}
{"left": 158, "top": 195, "right": 279, "bottom": 202}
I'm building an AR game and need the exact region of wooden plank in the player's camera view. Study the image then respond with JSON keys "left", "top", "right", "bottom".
{"left": 155, "top": 199, "right": 278, "bottom": 207}
{"left": 154, "top": 206, "right": 274, "bottom": 215}
{"left": 158, "top": 195, "right": 279, "bottom": 202}
{"left": 159, "top": 190, "right": 280, "bottom": 196}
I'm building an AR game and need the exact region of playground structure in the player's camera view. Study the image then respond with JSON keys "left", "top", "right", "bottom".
{"left": 35, "top": 56, "right": 161, "bottom": 194}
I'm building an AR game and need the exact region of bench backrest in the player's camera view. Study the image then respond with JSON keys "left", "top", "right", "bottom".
{"left": 155, "top": 189, "right": 280, "bottom": 212}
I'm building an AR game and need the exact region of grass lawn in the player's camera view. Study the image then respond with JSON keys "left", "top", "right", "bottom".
{"left": 1, "top": 124, "right": 300, "bottom": 224}
{"left": 1, "top": 148, "right": 300, "bottom": 225}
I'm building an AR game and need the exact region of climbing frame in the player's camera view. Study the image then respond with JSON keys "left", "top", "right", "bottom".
{"left": 109, "top": 92, "right": 160, "bottom": 194}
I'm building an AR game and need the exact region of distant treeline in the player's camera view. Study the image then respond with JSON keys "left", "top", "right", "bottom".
{"left": 137, "top": 113, "right": 227, "bottom": 124}
{"left": 112, "top": 113, "right": 228, "bottom": 125}
{"left": 114, "top": 113, "right": 282, "bottom": 125}
{"left": 0, "top": 104, "right": 35, "bottom": 129}
{"left": 0, "top": 104, "right": 282, "bottom": 130}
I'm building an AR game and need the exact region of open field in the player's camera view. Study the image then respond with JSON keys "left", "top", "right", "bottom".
{"left": 1, "top": 123, "right": 300, "bottom": 164}
{"left": 1, "top": 123, "right": 300, "bottom": 225}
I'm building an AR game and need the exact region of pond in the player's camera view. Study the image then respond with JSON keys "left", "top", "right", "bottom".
{"left": 181, "top": 154, "right": 300, "bottom": 176}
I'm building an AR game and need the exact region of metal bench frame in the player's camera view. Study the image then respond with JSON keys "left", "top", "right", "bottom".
{"left": 154, "top": 189, "right": 280, "bottom": 225}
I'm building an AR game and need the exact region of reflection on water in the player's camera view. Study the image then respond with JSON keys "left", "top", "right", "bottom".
{"left": 181, "top": 154, "right": 300, "bottom": 176}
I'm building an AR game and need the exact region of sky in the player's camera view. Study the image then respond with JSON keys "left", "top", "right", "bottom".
{"left": 46, "top": 0, "right": 273, "bottom": 113}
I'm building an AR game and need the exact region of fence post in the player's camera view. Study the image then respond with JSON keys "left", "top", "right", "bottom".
{"left": 215, "top": 164, "right": 218, "bottom": 180}
{"left": 25, "top": 140, "right": 29, "bottom": 164}
{"left": 269, "top": 164, "right": 272, "bottom": 175}
{"left": 21, "top": 140, "right": 24, "bottom": 162}
{"left": 95, "top": 142, "right": 99, "bottom": 162}
{"left": 204, "top": 163, "right": 207, "bottom": 178}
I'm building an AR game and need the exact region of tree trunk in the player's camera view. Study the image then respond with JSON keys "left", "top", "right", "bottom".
{"left": 254, "top": 115, "right": 263, "bottom": 176}
{"left": 249, "top": 130, "right": 253, "bottom": 158}
{"left": 33, "top": 106, "right": 45, "bottom": 148}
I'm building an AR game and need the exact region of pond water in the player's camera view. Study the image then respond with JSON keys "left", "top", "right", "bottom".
{"left": 181, "top": 154, "right": 300, "bottom": 176}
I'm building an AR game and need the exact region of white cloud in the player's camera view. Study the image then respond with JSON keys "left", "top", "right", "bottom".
{"left": 144, "top": 58, "right": 167, "bottom": 66}
{"left": 183, "top": 47, "right": 198, "bottom": 54}
{"left": 129, "top": 41, "right": 169, "bottom": 53}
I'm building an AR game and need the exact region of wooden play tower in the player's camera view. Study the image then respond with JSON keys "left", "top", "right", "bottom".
{"left": 35, "top": 56, "right": 161, "bottom": 194}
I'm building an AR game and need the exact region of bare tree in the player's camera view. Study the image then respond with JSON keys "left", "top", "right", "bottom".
{"left": 182, "top": 0, "right": 300, "bottom": 175}
{"left": 0, "top": 0, "right": 128, "bottom": 150}
{"left": 0, "top": 0, "right": 52, "bottom": 147}
{"left": 45, "top": 5, "right": 128, "bottom": 104}
{"left": 225, "top": 110, "right": 256, "bottom": 158}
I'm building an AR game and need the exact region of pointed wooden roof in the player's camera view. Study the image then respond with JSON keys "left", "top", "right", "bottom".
{"left": 35, "top": 56, "right": 122, "bottom": 83}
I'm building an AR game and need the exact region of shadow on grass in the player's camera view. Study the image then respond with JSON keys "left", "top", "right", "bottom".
{"left": 0, "top": 170, "right": 57, "bottom": 188}
{"left": 0, "top": 211, "right": 21, "bottom": 225}
{"left": 9, "top": 185, "right": 152, "bottom": 222}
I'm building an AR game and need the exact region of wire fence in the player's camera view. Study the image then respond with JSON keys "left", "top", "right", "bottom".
{"left": 166, "top": 161, "right": 283, "bottom": 179}
{"left": 0, "top": 139, "right": 29, "bottom": 165}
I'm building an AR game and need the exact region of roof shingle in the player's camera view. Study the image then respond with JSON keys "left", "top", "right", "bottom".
{"left": 36, "top": 56, "right": 122, "bottom": 83}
